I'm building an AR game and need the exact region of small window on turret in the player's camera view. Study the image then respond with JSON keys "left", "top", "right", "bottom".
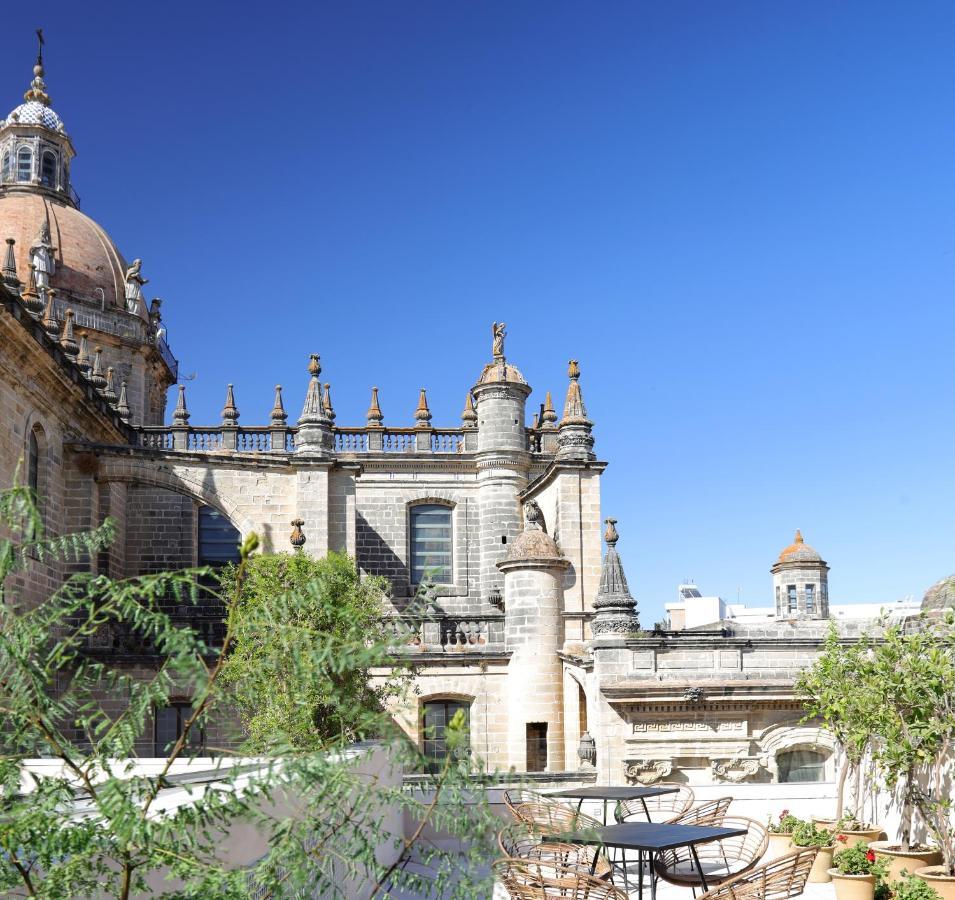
{"left": 40, "top": 151, "right": 56, "bottom": 187}
{"left": 805, "top": 584, "right": 815, "bottom": 613}
{"left": 1, "top": 151, "right": 10, "bottom": 182}
{"left": 787, "top": 585, "right": 797, "bottom": 612}
{"left": 16, "top": 148, "right": 32, "bottom": 182}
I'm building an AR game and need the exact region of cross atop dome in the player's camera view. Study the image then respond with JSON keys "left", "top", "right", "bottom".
{"left": 1, "top": 31, "right": 75, "bottom": 202}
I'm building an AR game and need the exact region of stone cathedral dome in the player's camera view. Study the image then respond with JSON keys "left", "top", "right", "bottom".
{"left": 0, "top": 43, "right": 139, "bottom": 315}
{"left": 0, "top": 192, "right": 130, "bottom": 308}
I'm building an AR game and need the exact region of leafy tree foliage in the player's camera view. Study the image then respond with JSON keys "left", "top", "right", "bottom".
{"left": 796, "top": 625, "right": 877, "bottom": 819}
{"left": 0, "top": 481, "right": 497, "bottom": 898}
{"left": 219, "top": 551, "right": 407, "bottom": 751}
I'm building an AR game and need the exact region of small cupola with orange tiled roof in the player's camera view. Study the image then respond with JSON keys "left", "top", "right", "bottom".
{"left": 770, "top": 529, "right": 830, "bottom": 621}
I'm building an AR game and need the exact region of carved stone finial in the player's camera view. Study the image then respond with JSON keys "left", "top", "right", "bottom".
{"left": 461, "top": 392, "right": 477, "bottom": 427}
{"left": 115, "top": 380, "right": 131, "bottom": 421}
{"left": 557, "top": 358, "right": 595, "bottom": 460}
{"left": 21, "top": 264, "right": 44, "bottom": 316}
{"left": 23, "top": 30, "right": 51, "bottom": 107}
{"left": 89, "top": 346, "right": 107, "bottom": 390}
{"left": 414, "top": 388, "right": 432, "bottom": 427}
{"left": 491, "top": 321, "right": 506, "bottom": 361}
{"left": 367, "top": 387, "right": 384, "bottom": 427}
{"left": 172, "top": 384, "right": 190, "bottom": 425}
{"left": 290, "top": 518, "right": 306, "bottom": 550}
{"left": 59, "top": 308, "right": 78, "bottom": 357}
{"left": 592, "top": 515, "right": 639, "bottom": 637}
{"left": 270, "top": 385, "right": 287, "bottom": 426}
{"left": 2, "top": 239, "right": 18, "bottom": 287}
{"left": 221, "top": 384, "right": 239, "bottom": 426}
{"left": 75, "top": 333, "right": 90, "bottom": 375}
{"left": 322, "top": 383, "right": 335, "bottom": 421}
{"left": 41, "top": 288, "right": 58, "bottom": 337}
{"left": 296, "top": 354, "right": 333, "bottom": 453}
{"left": 541, "top": 391, "right": 557, "bottom": 427}
{"left": 793, "top": 529, "right": 803, "bottom": 544}
{"left": 604, "top": 517, "right": 619, "bottom": 547}
{"left": 100, "top": 366, "right": 117, "bottom": 404}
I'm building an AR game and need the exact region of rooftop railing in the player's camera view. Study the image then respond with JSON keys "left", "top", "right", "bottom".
{"left": 132, "top": 424, "right": 553, "bottom": 455}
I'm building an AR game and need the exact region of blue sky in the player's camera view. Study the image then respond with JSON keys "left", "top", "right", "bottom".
{"left": 4, "top": 2, "right": 954, "bottom": 623}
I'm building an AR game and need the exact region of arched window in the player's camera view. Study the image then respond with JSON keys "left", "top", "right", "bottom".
{"left": 28, "top": 429, "right": 40, "bottom": 500}
{"left": 16, "top": 147, "right": 32, "bottom": 182}
{"left": 410, "top": 503, "right": 452, "bottom": 585}
{"left": 197, "top": 505, "right": 241, "bottom": 567}
{"left": 40, "top": 151, "right": 57, "bottom": 187}
{"left": 778, "top": 749, "right": 827, "bottom": 783}
{"left": 1, "top": 151, "right": 10, "bottom": 182}
{"left": 422, "top": 698, "right": 470, "bottom": 772}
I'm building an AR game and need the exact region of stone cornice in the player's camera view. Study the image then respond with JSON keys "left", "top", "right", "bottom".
{"left": 1, "top": 286, "right": 132, "bottom": 443}
{"left": 520, "top": 457, "right": 608, "bottom": 500}
{"left": 498, "top": 556, "right": 571, "bottom": 573}
{"left": 602, "top": 678, "right": 798, "bottom": 704}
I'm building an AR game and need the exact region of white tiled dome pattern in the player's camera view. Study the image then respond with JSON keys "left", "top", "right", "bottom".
{"left": 3, "top": 101, "right": 64, "bottom": 132}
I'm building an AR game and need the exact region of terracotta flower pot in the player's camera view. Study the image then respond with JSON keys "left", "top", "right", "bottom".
{"left": 869, "top": 841, "right": 943, "bottom": 883}
{"left": 765, "top": 833, "right": 795, "bottom": 861}
{"left": 829, "top": 869, "right": 877, "bottom": 900}
{"left": 814, "top": 817, "right": 838, "bottom": 829}
{"left": 839, "top": 829, "right": 884, "bottom": 847}
{"left": 806, "top": 845, "right": 836, "bottom": 883}
{"left": 915, "top": 866, "right": 955, "bottom": 900}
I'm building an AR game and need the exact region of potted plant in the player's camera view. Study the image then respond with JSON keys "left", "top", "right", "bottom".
{"left": 910, "top": 607, "right": 955, "bottom": 900}
{"left": 865, "top": 615, "right": 953, "bottom": 883}
{"left": 797, "top": 627, "right": 881, "bottom": 828}
{"left": 892, "top": 873, "right": 943, "bottom": 900}
{"left": 793, "top": 820, "right": 836, "bottom": 883}
{"left": 829, "top": 837, "right": 889, "bottom": 900}
{"left": 828, "top": 813, "right": 884, "bottom": 847}
{"left": 765, "top": 811, "right": 802, "bottom": 860}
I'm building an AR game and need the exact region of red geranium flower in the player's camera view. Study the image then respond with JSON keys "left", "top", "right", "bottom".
{"left": 866, "top": 850, "right": 876, "bottom": 863}
{"left": 780, "top": 809, "right": 789, "bottom": 817}
{"left": 837, "top": 834, "right": 848, "bottom": 843}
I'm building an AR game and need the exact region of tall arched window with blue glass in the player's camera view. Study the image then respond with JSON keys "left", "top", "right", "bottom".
{"left": 410, "top": 504, "right": 452, "bottom": 585}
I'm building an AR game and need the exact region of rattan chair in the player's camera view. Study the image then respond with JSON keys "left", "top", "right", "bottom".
{"left": 653, "top": 815, "right": 770, "bottom": 890}
{"left": 512, "top": 801, "right": 604, "bottom": 835}
{"left": 494, "top": 858, "right": 628, "bottom": 900}
{"left": 503, "top": 788, "right": 548, "bottom": 819}
{"left": 695, "top": 848, "right": 819, "bottom": 900}
{"left": 671, "top": 797, "right": 734, "bottom": 827}
{"left": 497, "top": 826, "right": 614, "bottom": 881}
{"left": 615, "top": 782, "right": 695, "bottom": 823}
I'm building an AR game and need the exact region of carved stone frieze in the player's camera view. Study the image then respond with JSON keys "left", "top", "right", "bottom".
{"left": 624, "top": 758, "right": 673, "bottom": 785}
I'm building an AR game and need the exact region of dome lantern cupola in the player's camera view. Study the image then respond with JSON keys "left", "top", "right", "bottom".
{"left": 770, "top": 529, "right": 830, "bottom": 621}
{"left": 0, "top": 30, "right": 76, "bottom": 205}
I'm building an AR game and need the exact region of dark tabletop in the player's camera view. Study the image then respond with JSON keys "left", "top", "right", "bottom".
{"left": 560, "top": 822, "right": 749, "bottom": 851}
{"left": 549, "top": 785, "right": 680, "bottom": 801}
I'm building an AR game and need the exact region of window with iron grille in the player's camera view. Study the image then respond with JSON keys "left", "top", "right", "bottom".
{"left": 422, "top": 699, "right": 469, "bottom": 772}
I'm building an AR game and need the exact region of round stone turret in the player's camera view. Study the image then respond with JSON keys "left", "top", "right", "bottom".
{"left": 472, "top": 359, "right": 532, "bottom": 453}
{"left": 498, "top": 500, "right": 569, "bottom": 772}
{"left": 770, "top": 530, "right": 830, "bottom": 620}
{"left": 471, "top": 324, "right": 534, "bottom": 604}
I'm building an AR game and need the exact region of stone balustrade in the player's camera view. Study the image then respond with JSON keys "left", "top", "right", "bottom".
{"left": 134, "top": 424, "right": 547, "bottom": 456}
{"left": 390, "top": 615, "right": 505, "bottom": 654}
